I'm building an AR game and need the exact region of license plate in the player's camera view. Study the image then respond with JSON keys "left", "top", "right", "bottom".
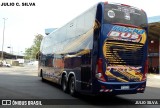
{"left": 121, "top": 86, "right": 130, "bottom": 90}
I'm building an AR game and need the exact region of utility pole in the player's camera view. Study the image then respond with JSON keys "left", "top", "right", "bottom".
{"left": 1, "top": 18, "right": 7, "bottom": 61}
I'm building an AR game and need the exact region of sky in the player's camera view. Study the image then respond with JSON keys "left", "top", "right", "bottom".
{"left": 0, "top": 0, "right": 160, "bottom": 55}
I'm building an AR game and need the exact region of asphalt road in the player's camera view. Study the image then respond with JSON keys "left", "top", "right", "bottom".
{"left": 0, "top": 65, "right": 160, "bottom": 108}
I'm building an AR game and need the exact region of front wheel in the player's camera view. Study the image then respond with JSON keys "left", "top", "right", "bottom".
{"left": 69, "top": 76, "right": 77, "bottom": 96}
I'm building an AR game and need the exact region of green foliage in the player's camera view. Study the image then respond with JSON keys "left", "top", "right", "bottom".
{"left": 24, "top": 34, "right": 43, "bottom": 60}
{"left": 24, "top": 48, "right": 32, "bottom": 59}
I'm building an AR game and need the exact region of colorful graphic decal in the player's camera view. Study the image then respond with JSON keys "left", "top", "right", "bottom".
{"left": 103, "top": 25, "right": 146, "bottom": 82}
{"left": 107, "top": 25, "right": 146, "bottom": 44}
{"left": 105, "top": 65, "right": 143, "bottom": 82}
{"left": 108, "top": 10, "right": 115, "bottom": 18}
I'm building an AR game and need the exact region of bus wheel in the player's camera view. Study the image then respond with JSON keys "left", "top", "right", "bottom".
{"left": 61, "top": 75, "right": 68, "bottom": 93}
{"left": 69, "top": 76, "right": 77, "bottom": 96}
{"left": 41, "top": 70, "right": 45, "bottom": 82}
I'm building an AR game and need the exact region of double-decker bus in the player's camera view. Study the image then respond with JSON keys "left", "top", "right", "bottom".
{"left": 38, "top": 1, "right": 148, "bottom": 96}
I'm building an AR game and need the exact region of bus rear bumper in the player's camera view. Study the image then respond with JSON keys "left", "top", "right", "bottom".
{"left": 93, "top": 81, "right": 146, "bottom": 95}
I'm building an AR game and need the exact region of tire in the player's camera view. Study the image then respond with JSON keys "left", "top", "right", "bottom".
{"left": 61, "top": 75, "right": 68, "bottom": 93}
{"left": 41, "top": 70, "right": 46, "bottom": 82}
{"left": 69, "top": 76, "right": 77, "bottom": 96}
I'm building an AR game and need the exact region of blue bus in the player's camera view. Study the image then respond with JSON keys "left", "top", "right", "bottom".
{"left": 38, "top": 2, "right": 148, "bottom": 96}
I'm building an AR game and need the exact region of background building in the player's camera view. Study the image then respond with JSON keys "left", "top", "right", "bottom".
{"left": 148, "top": 16, "right": 160, "bottom": 74}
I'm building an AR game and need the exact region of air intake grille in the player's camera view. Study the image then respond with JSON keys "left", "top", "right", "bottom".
{"left": 104, "top": 40, "right": 144, "bottom": 66}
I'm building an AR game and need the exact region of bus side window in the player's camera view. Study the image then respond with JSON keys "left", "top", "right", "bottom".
{"left": 94, "top": 4, "right": 102, "bottom": 41}
{"left": 48, "top": 58, "right": 53, "bottom": 67}
{"left": 52, "top": 55, "right": 54, "bottom": 67}
{"left": 94, "top": 19, "right": 101, "bottom": 41}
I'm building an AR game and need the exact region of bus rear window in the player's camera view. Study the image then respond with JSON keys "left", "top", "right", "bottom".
{"left": 104, "top": 4, "right": 147, "bottom": 27}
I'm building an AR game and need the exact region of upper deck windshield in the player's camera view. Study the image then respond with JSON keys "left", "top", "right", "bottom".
{"left": 104, "top": 4, "right": 147, "bottom": 27}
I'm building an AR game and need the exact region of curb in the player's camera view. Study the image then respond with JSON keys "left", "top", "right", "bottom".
{"left": 147, "top": 74, "right": 160, "bottom": 79}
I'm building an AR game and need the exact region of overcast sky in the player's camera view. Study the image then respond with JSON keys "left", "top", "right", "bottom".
{"left": 0, "top": 0, "right": 160, "bottom": 55}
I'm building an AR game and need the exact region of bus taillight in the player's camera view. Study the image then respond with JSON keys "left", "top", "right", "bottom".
{"left": 142, "top": 59, "right": 148, "bottom": 81}
{"left": 95, "top": 58, "right": 106, "bottom": 82}
{"left": 104, "top": 1, "right": 108, "bottom": 5}
{"left": 141, "top": 9, "right": 145, "bottom": 13}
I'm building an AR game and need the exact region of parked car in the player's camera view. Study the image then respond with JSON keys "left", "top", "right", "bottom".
{"left": 3, "top": 63, "right": 11, "bottom": 67}
{"left": 2, "top": 61, "right": 11, "bottom": 67}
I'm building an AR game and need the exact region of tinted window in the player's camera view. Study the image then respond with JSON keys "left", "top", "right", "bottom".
{"left": 104, "top": 4, "right": 147, "bottom": 27}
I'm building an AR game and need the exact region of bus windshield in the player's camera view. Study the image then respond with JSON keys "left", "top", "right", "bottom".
{"left": 104, "top": 4, "right": 147, "bottom": 27}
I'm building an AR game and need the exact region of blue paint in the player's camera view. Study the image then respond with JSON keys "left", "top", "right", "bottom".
{"left": 112, "top": 25, "right": 145, "bottom": 34}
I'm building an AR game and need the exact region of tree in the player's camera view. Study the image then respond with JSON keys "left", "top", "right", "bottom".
{"left": 24, "top": 48, "right": 32, "bottom": 59}
{"left": 24, "top": 34, "right": 43, "bottom": 60}
{"left": 31, "top": 34, "right": 43, "bottom": 59}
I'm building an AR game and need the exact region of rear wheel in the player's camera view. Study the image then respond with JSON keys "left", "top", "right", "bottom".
{"left": 69, "top": 76, "right": 77, "bottom": 96}
{"left": 41, "top": 70, "right": 46, "bottom": 82}
{"left": 61, "top": 75, "right": 68, "bottom": 93}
